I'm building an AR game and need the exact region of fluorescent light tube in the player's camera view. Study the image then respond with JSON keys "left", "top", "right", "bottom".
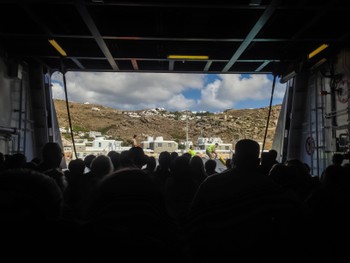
{"left": 308, "top": 44, "right": 329, "bottom": 59}
{"left": 48, "top": 39, "right": 67, "bottom": 57}
{"left": 167, "top": 55, "right": 209, "bottom": 60}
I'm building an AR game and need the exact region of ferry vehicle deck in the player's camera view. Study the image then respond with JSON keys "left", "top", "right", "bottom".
{"left": 0, "top": 0, "right": 349, "bottom": 175}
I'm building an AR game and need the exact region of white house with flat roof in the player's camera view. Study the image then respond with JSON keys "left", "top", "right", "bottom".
{"left": 72, "top": 136, "right": 123, "bottom": 159}
{"left": 90, "top": 136, "right": 122, "bottom": 152}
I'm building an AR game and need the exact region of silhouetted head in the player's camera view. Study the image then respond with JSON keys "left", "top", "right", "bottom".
{"left": 234, "top": 139, "right": 260, "bottom": 168}
{"left": 285, "top": 159, "right": 311, "bottom": 178}
{"left": 268, "top": 149, "right": 278, "bottom": 160}
{"left": 129, "top": 146, "right": 146, "bottom": 168}
{"left": 85, "top": 168, "right": 164, "bottom": 220}
{"left": 68, "top": 158, "right": 85, "bottom": 175}
{"left": 182, "top": 152, "right": 192, "bottom": 160}
{"left": 90, "top": 155, "right": 113, "bottom": 178}
{"left": 145, "top": 156, "right": 156, "bottom": 173}
{"left": 0, "top": 168, "right": 63, "bottom": 221}
{"left": 322, "top": 164, "right": 346, "bottom": 185}
{"left": 170, "top": 151, "right": 178, "bottom": 160}
{"left": 41, "top": 142, "right": 63, "bottom": 169}
{"left": 158, "top": 151, "right": 171, "bottom": 169}
{"left": 205, "top": 159, "right": 217, "bottom": 172}
{"left": 173, "top": 155, "right": 191, "bottom": 176}
{"left": 84, "top": 154, "right": 96, "bottom": 169}
{"left": 107, "top": 151, "right": 121, "bottom": 171}
{"left": 120, "top": 150, "right": 133, "bottom": 168}
{"left": 190, "top": 155, "right": 205, "bottom": 172}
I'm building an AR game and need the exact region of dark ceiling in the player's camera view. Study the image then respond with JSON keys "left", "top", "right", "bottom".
{"left": 1, "top": 0, "right": 350, "bottom": 76}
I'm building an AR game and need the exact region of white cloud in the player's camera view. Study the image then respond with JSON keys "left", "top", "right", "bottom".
{"left": 51, "top": 71, "right": 286, "bottom": 112}
{"left": 198, "top": 74, "right": 286, "bottom": 111}
{"left": 52, "top": 71, "right": 204, "bottom": 110}
{"left": 167, "top": 94, "right": 196, "bottom": 111}
{"left": 51, "top": 81, "right": 65, "bottom": 100}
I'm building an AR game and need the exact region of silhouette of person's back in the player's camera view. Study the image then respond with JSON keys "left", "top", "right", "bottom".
{"left": 186, "top": 139, "right": 306, "bottom": 263}
{"left": 35, "top": 142, "right": 67, "bottom": 192}
{"left": 0, "top": 168, "right": 80, "bottom": 260}
{"left": 305, "top": 164, "right": 350, "bottom": 263}
{"left": 63, "top": 158, "right": 86, "bottom": 219}
{"left": 164, "top": 155, "right": 197, "bottom": 227}
{"left": 4, "top": 153, "right": 27, "bottom": 169}
{"left": 152, "top": 151, "right": 172, "bottom": 194}
{"left": 81, "top": 168, "right": 185, "bottom": 262}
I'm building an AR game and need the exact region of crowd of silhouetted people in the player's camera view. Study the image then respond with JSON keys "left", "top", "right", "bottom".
{"left": 0, "top": 139, "right": 349, "bottom": 262}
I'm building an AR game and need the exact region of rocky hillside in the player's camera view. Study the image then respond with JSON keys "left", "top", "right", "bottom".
{"left": 54, "top": 99, "right": 281, "bottom": 150}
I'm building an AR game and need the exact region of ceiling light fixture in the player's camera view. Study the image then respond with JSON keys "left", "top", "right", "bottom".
{"left": 167, "top": 55, "right": 209, "bottom": 60}
{"left": 48, "top": 39, "right": 67, "bottom": 57}
{"left": 249, "top": 0, "right": 262, "bottom": 6}
{"left": 308, "top": 44, "right": 329, "bottom": 59}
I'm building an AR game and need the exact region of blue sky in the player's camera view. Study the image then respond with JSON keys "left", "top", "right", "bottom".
{"left": 51, "top": 72, "right": 286, "bottom": 112}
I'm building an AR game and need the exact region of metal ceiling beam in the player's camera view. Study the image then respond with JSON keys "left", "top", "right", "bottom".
{"left": 169, "top": 60, "right": 175, "bottom": 71}
{"left": 19, "top": 3, "right": 53, "bottom": 35}
{"left": 106, "top": 36, "right": 283, "bottom": 42}
{"left": 131, "top": 59, "right": 139, "bottom": 70}
{"left": 70, "top": 57, "right": 85, "bottom": 70}
{"left": 85, "top": 2, "right": 349, "bottom": 11}
{"left": 87, "top": 2, "right": 267, "bottom": 9}
{"left": 2, "top": 33, "right": 346, "bottom": 44}
{"left": 75, "top": 0, "right": 119, "bottom": 70}
{"left": 63, "top": 68, "right": 273, "bottom": 74}
{"left": 222, "top": 0, "right": 280, "bottom": 72}
{"left": 1, "top": 1, "right": 345, "bottom": 11}
{"left": 20, "top": 3, "right": 88, "bottom": 70}
{"left": 255, "top": 60, "right": 270, "bottom": 72}
{"left": 35, "top": 55, "right": 281, "bottom": 63}
{"left": 204, "top": 61, "right": 213, "bottom": 72}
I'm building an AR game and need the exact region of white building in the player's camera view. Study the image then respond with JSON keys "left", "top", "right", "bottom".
{"left": 90, "top": 136, "right": 122, "bottom": 151}
{"left": 73, "top": 136, "right": 123, "bottom": 159}
{"left": 89, "top": 131, "right": 102, "bottom": 138}
{"left": 141, "top": 136, "right": 178, "bottom": 153}
{"left": 197, "top": 137, "right": 233, "bottom": 152}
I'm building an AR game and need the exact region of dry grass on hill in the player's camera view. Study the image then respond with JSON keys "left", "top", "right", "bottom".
{"left": 54, "top": 99, "right": 281, "bottom": 149}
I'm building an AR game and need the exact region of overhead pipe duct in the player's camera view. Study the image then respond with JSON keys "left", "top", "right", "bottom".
{"left": 280, "top": 70, "right": 297, "bottom": 84}
{"left": 0, "top": 126, "right": 17, "bottom": 134}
